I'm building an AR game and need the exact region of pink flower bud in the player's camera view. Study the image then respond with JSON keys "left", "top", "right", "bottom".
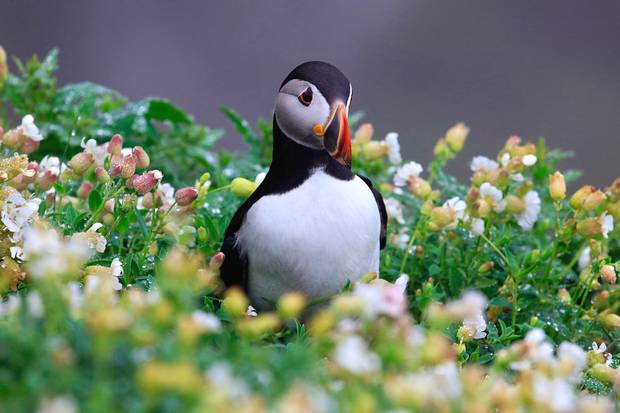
{"left": 19, "top": 138, "right": 40, "bottom": 154}
{"left": 77, "top": 181, "right": 94, "bottom": 199}
{"left": 141, "top": 191, "right": 163, "bottom": 209}
{"left": 121, "top": 154, "right": 137, "bottom": 179}
{"left": 37, "top": 170, "right": 57, "bottom": 191}
{"left": 175, "top": 187, "right": 198, "bottom": 206}
{"left": 109, "top": 154, "right": 123, "bottom": 177}
{"left": 95, "top": 166, "right": 110, "bottom": 183}
{"left": 2, "top": 128, "right": 25, "bottom": 150}
{"left": 104, "top": 199, "right": 115, "bottom": 213}
{"left": 11, "top": 174, "right": 29, "bottom": 190}
{"left": 69, "top": 152, "right": 94, "bottom": 175}
{"left": 108, "top": 134, "right": 123, "bottom": 155}
{"left": 132, "top": 146, "right": 150, "bottom": 169}
{"left": 132, "top": 171, "right": 161, "bottom": 195}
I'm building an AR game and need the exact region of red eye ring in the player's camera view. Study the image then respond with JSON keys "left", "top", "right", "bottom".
{"left": 298, "top": 87, "right": 313, "bottom": 106}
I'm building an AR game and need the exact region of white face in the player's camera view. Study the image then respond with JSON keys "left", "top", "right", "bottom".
{"left": 275, "top": 79, "right": 332, "bottom": 150}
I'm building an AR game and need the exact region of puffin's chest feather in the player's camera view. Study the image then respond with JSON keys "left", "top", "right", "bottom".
{"left": 237, "top": 170, "right": 381, "bottom": 306}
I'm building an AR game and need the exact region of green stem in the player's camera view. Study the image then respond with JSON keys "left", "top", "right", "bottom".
{"left": 83, "top": 183, "right": 123, "bottom": 230}
{"left": 479, "top": 232, "right": 508, "bottom": 267}
{"left": 399, "top": 229, "right": 419, "bottom": 275}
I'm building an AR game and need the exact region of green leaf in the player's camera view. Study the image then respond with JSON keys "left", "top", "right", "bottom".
{"left": 88, "top": 188, "right": 103, "bottom": 212}
{"left": 145, "top": 98, "right": 191, "bottom": 124}
{"left": 221, "top": 106, "right": 258, "bottom": 144}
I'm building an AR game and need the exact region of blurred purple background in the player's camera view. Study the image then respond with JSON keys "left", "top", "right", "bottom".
{"left": 2, "top": 1, "right": 620, "bottom": 185}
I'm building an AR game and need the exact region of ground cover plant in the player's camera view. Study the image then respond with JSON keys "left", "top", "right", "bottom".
{"left": 0, "top": 48, "right": 618, "bottom": 413}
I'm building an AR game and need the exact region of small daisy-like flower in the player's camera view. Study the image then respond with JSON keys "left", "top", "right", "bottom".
{"left": 1, "top": 192, "right": 41, "bottom": 239}
{"left": 394, "top": 161, "right": 423, "bottom": 187}
{"left": 470, "top": 156, "right": 498, "bottom": 173}
{"left": 442, "top": 197, "right": 466, "bottom": 228}
{"left": 20, "top": 114, "right": 44, "bottom": 141}
{"left": 601, "top": 212, "right": 613, "bottom": 238}
{"left": 384, "top": 198, "right": 405, "bottom": 224}
{"left": 479, "top": 182, "right": 505, "bottom": 212}
{"left": 384, "top": 132, "right": 402, "bottom": 164}
{"left": 516, "top": 191, "right": 541, "bottom": 231}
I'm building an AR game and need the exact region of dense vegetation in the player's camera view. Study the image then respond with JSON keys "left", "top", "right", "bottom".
{"left": 0, "top": 48, "right": 618, "bottom": 412}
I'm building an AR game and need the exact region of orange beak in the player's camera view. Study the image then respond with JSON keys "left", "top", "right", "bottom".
{"left": 315, "top": 103, "right": 351, "bottom": 168}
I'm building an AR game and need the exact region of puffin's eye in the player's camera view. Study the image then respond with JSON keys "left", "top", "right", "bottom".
{"left": 298, "top": 87, "right": 313, "bottom": 106}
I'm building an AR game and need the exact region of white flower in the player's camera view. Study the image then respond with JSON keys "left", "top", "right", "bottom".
{"left": 522, "top": 154, "right": 537, "bottom": 166}
{"left": 558, "top": 342, "right": 587, "bottom": 383}
{"left": 159, "top": 183, "right": 175, "bottom": 205}
{"left": 384, "top": 132, "right": 402, "bottom": 164}
{"left": 463, "top": 313, "right": 487, "bottom": 339}
{"left": 109, "top": 257, "right": 123, "bottom": 291}
{"left": 469, "top": 217, "right": 484, "bottom": 236}
{"left": 246, "top": 305, "right": 258, "bottom": 317}
{"left": 448, "top": 291, "right": 488, "bottom": 339}
{"left": 111, "top": 257, "right": 123, "bottom": 277}
{"left": 20, "top": 114, "right": 44, "bottom": 141}
{"left": 592, "top": 342, "right": 607, "bottom": 354}
{"left": 532, "top": 374, "right": 574, "bottom": 413}
{"left": 22, "top": 226, "right": 92, "bottom": 279}
{"left": 578, "top": 247, "right": 591, "bottom": 271}
{"left": 392, "top": 228, "right": 412, "bottom": 251}
{"left": 480, "top": 182, "right": 505, "bottom": 212}
{"left": 333, "top": 335, "right": 381, "bottom": 375}
{"left": 443, "top": 197, "right": 466, "bottom": 227}
{"left": 10, "top": 246, "right": 24, "bottom": 260}
{"left": 191, "top": 310, "right": 222, "bottom": 333}
{"left": 394, "top": 161, "right": 423, "bottom": 187}
{"left": 384, "top": 198, "right": 405, "bottom": 224}
{"left": 353, "top": 274, "right": 409, "bottom": 318}
{"left": 87, "top": 223, "right": 107, "bottom": 253}
{"left": 601, "top": 212, "right": 613, "bottom": 238}
{"left": 36, "top": 395, "right": 77, "bottom": 413}
{"left": 470, "top": 156, "right": 498, "bottom": 173}
{"left": 255, "top": 171, "right": 267, "bottom": 185}
{"left": 39, "top": 156, "right": 62, "bottom": 176}
{"left": 510, "top": 328, "right": 555, "bottom": 371}
{"left": 1, "top": 192, "right": 41, "bottom": 240}
{"left": 81, "top": 138, "right": 108, "bottom": 166}
{"left": 516, "top": 191, "right": 541, "bottom": 231}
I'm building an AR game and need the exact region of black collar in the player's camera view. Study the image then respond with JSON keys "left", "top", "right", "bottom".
{"left": 259, "top": 116, "right": 353, "bottom": 195}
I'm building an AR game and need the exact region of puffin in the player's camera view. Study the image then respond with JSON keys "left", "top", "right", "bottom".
{"left": 220, "top": 61, "right": 387, "bottom": 310}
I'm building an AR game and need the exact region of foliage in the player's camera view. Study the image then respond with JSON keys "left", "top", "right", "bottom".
{"left": 0, "top": 48, "right": 618, "bottom": 412}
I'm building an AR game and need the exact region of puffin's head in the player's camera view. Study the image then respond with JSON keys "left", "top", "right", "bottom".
{"left": 275, "top": 61, "right": 352, "bottom": 167}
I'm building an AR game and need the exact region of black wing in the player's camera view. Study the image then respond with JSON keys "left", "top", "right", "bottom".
{"left": 358, "top": 174, "right": 387, "bottom": 249}
{"left": 219, "top": 189, "right": 266, "bottom": 290}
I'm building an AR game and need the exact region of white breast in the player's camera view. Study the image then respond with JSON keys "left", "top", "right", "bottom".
{"left": 236, "top": 169, "right": 381, "bottom": 310}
